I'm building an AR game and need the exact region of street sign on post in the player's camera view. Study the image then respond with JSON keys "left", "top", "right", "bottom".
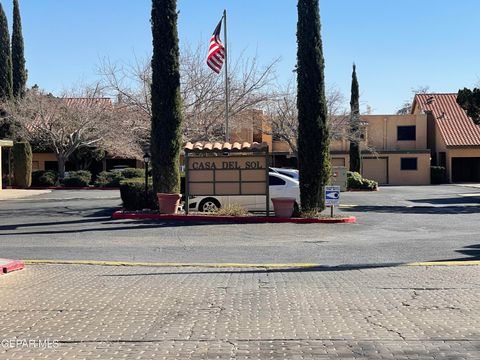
{"left": 325, "top": 185, "right": 341, "bottom": 217}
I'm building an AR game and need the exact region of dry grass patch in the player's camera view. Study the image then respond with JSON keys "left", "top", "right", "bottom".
{"left": 210, "top": 205, "right": 250, "bottom": 217}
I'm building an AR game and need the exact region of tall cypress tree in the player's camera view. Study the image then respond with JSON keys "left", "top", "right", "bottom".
{"left": 349, "top": 64, "right": 361, "bottom": 172}
{"left": 0, "top": 2, "right": 13, "bottom": 100}
{"left": 150, "top": 0, "right": 183, "bottom": 194}
{"left": 12, "top": 0, "right": 27, "bottom": 98}
{"left": 296, "top": 0, "right": 330, "bottom": 211}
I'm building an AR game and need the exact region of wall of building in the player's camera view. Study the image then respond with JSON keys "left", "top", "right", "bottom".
{"left": 361, "top": 114, "right": 428, "bottom": 151}
{"left": 32, "top": 153, "right": 57, "bottom": 171}
{"left": 329, "top": 152, "right": 431, "bottom": 185}
{"left": 32, "top": 153, "right": 142, "bottom": 173}
{"left": 272, "top": 141, "right": 292, "bottom": 153}
{"left": 385, "top": 152, "right": 431, "bottom": 185}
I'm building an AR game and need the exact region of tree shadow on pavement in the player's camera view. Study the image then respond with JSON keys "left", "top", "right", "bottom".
{"left": 99, "top": 245, "right": 480, "bottom": 277}
{"left": 341, "top": 205, "right": 480, "bottom": 214}
{"left": 99, "top": 263, "right": 405, "bottom": 277}
{"left": 0, "top": 218, "right": 245, "bottom": 236}
{"left": 432, "top": 244, "right": 480, "bottom": 262}
{"left": 409, "top": 196, "right": 480, "bottom": 206}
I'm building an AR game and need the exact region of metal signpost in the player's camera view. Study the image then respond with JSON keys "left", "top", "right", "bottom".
{"left": 325, "top": 185, "right": 341, "bottom": 217}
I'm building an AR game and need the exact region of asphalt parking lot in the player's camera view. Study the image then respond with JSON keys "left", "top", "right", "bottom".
{"left": 1, "top": 185, "right": 479, "bottom": 359}
{"left": 0, "top": 185, "right": 478, "bottom": 265}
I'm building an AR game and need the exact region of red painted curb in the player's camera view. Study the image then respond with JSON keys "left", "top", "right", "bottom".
{"left": 0, "top": 259, "right": 25, "bottom": 274}
{"left": 112, "top": 211, "right": 356, "bottom": 224}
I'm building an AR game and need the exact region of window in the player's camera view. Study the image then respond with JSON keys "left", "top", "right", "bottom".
{"left": 269, "top": 175, "right": 286, "bottom": 186}
{"left": 397, "top": 126, "right": 416, "bottom": 141}
{"left": 401, "top": 158, "right": 418, "bottom": 170}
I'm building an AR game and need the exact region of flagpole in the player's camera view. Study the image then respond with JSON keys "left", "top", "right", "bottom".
{"left": 223, "top": 9, "right": 230, "bottom": 143}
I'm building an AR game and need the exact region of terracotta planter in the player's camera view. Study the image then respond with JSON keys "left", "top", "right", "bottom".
{"left": 157, "top": 193, "right": 182, "bottom": 214}
{"left": 271, "top": 197, "right": 296, "bottom": 218}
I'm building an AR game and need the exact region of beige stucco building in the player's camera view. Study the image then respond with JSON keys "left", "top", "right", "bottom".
{"left": 412, "top": 93, "right": 480, "bottom": 183}
{"left": 23, "top": 93, "right": 480, "bottom": 187}
{"left": 327, "top": 114, "right": 431, "bottom": 185}
{"left": 30, "top": 152, "right": 143, "bottom": 174}
{"left": 229, "top": 111, "right": 433, "bottom": 185}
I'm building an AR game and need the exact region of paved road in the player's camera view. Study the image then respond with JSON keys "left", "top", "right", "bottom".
{"left": 1, "top": 264, "right": 479, "bottom": 359}
{"left": 0, "top": 186, "right": 479, "bottom": 265}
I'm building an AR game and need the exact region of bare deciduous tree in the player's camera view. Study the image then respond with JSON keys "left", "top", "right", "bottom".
{"left": 5, "top": 86, "right": 139, "bottom": 178}
{"left": 397, "top": 86, "right": 430, "bottom": 115}
{"left": 98, "top": 44, "right": 279, "bottom": 142}
{"left": 265, "top": 81, "right": 351, "bottom": 154}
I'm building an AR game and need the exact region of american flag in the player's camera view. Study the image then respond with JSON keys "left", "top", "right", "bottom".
{"left": 207, "top": 19, "right": 225, "bottom": 74}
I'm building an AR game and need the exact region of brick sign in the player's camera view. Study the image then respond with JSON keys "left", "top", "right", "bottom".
{"left": 186, "top": 156, "right": 268, "bottom": 196}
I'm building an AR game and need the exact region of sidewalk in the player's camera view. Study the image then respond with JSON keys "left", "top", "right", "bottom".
{"left": 0, "top": 189, "right": 51, "bottom": 201}
{"left": 1, "top": 264, "right": 479, "bottom": 359}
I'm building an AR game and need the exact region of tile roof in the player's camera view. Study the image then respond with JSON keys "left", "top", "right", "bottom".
{"left": 184, "top": 141, "right": 269, "bottom": 153}
{"left": 413, "top": 93, "right": 480, "bottom": 146}
{"left": 62, "top": 97, "right": 112, "bottom": 108}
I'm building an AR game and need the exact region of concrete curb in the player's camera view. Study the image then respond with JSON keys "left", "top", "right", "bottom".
{"left": 0, "top": 259, "right": 25, "bottom": 274}
{"left": 24, "top": 187, "right": 119, "bottom": 191}
{"left": 22, "top": 259, "right": 480, "bottom": 268}
{"left": 111, "top": 211, "right": 356, "bottom": 224}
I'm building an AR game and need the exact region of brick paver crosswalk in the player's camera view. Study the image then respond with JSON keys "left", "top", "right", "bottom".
{"left": 0, "top": 264, "right": 479, "bottom": 359}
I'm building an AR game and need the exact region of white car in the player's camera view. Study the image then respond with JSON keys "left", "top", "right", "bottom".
{"left": 188, "top": 172, "right": 300, "bottom": 212}
{"left": 270, "top": 167, "right": 299, "bottom": 180}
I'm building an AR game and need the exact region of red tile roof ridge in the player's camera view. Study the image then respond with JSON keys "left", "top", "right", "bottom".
{"left": 184, "top": 141, "right": 268, "bottom": 152}
{"left": 414, "top": 93, "right": 480, "bottom": 146}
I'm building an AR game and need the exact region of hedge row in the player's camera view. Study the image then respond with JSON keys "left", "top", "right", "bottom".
{"left": 431, "top": 166, "right": 447, "bottom": 184}
{"left": 31, "top": 170, "right": 57, "bottom": 187}
{"left": 30, "top": 168, "right": 145, "bottom": 188}
{"left": 12, "top": 142, "right": 32, "bottom": 188}
{"left": 119, "top": 178, "right": 158, "bottom": 211}
{"left": 119, "top": 176, "right": 186, "bottom": 211}
{"left": 347, "top": 171, "right": 378, "bottom": 191}
{"left": 63, "top": 170, "right": 92, "bottom": 187}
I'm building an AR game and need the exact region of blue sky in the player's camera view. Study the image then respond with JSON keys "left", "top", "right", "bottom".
{"left": 2, "top": 0, "right": 479, "bottom": 113}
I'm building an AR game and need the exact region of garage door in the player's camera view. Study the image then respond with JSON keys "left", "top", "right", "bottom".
{"left": 362, "top": 158, "right": 388, "bottom": 185}
{"left": 452, "top": 157, "right": 480, "bottom": 182}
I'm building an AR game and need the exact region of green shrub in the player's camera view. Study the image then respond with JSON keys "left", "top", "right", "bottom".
{"left": 431, "top": 166, "right": 446, "bottom": 184}
{"left": 63, "top": 170, "right": 92, "bottom": 187}
{"left": 12, "top": 141, "right": 32, "bottom": 188}
{"left": 347, "top": 171, "right": 378, "bottom": 191}
{"left": 211, "top": 205, "right": 249, "bottom": 216}
{"left": 94, "top": 171, "right": 125, "bottom": 187}
{"left": 119, "top": 177, "right": 157, "bottom": 211}
{"left": 31, "top": 170, "right": 57, "bottom": 187}
{"left": 120, "top": 168, "right": 144, "bottom": 179}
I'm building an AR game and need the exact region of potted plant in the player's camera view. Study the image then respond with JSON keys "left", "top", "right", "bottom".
{"left": 157, "top": 193, "right": 182, "bottom": 214}
{"left": 150, "top": 0, "right": 183, "bottom": 214}
{"left": 271, "top": 197, "right": 296, "bottom": 218}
